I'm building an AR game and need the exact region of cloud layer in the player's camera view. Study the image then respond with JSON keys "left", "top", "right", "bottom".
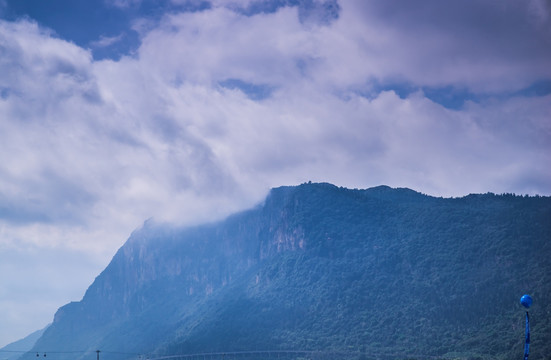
{"left": 1, "top": 0, "right": 550, "bottom": 347}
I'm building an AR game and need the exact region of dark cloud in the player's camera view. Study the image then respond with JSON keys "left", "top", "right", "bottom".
{"left": 348, "top": 0, "right": 551, "bottom": 93}
{"left": 0, "top": 199, "right": 52, "bottom": 224}
{"left": 0, "top": 169, "right": 97, "bottom": 225}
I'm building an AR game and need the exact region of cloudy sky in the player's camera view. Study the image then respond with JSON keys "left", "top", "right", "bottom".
{"left": 0, "top": 0, "right": 550, "bottom": 348}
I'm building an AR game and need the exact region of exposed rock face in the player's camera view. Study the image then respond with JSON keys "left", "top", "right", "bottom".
{"left": 29, "top": 183, "right": 551, "bottom": 360}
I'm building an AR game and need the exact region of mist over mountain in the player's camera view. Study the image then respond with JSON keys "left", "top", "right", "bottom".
{"left": 20, "top": 183, "right": 551, "bottom": 360}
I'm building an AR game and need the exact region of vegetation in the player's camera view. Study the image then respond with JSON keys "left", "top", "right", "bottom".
{"left": 28, "top": 183, "right": 551, "bottom": 360}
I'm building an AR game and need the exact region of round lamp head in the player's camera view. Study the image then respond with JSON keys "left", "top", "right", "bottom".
{"left": 520, "top": 294, "right": 533, "bottom": 309}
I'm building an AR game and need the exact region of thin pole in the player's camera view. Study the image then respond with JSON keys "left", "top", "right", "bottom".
{"left": 524, "top": 312, "right": 530, "bottom": 360}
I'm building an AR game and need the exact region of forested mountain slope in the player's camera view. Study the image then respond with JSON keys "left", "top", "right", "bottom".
{"left": 27, "top": 183, "right": 551, "bottom": 360}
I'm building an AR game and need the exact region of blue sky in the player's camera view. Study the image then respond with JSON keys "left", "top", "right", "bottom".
{"left": 1, "top": 0, "right": 550, "bottom": 348}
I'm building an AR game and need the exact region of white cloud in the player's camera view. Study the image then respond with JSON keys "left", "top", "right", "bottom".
{"left": 105, "top": 0, "right": 143, "bottom": 9}
{"left": 90, "top": 33, "right": 125, "bottom": 48}
{"left": 135, "top": 7, "right": 307, "bottom": 86}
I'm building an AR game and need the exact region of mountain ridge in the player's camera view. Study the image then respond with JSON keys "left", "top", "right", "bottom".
{"left": 21, "top": 183, "right": 551, "bottom": 359}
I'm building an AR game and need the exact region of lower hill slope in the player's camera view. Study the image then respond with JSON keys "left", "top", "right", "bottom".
{"left": 26, "top": 183, "right": 551, "bottom": 360}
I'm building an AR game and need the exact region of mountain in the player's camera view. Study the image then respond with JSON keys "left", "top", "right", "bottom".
{"left": 0, "top": 326, "right": 48, "bottom": 360}
{"left": 25, "top": 183, "right": 551, "bottom": 360}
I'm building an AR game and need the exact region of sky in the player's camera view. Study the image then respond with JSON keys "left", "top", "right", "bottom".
{"left": 0, "top": 0, "right": 550, "bottom": 349}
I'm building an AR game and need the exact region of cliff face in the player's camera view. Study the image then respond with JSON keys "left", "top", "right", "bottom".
{"left": 30, "top": 183, "right": 551, "bottom": 360}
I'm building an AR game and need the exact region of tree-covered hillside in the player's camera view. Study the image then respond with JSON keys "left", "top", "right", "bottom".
{"left": 26, "top": 183, "right": 551, "bottom": 360}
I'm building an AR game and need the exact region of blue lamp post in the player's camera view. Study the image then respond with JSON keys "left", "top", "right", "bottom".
{"left": 520, "top": 294, "right": 532, "bottom": 360}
